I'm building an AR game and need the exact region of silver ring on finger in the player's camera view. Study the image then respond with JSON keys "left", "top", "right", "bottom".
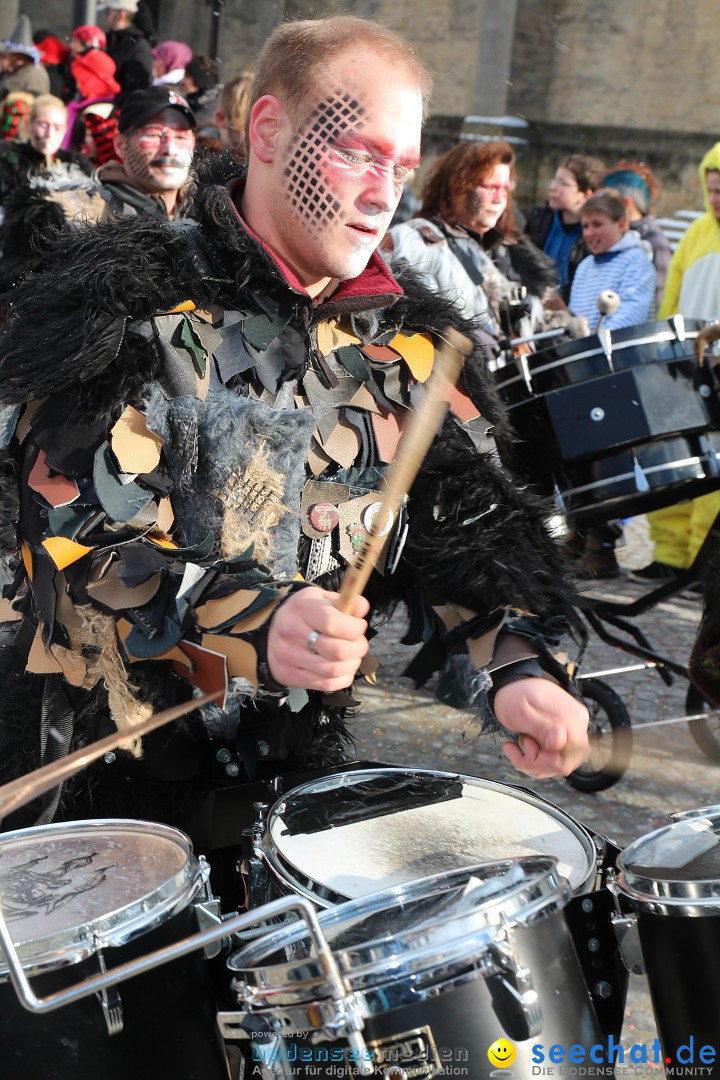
{"left": 307, "top": 630, "right": 320, "bottom": 654}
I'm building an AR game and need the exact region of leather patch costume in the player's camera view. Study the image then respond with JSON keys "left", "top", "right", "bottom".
{"left": 0, "top": 161, "right": 579, "bottom": 832}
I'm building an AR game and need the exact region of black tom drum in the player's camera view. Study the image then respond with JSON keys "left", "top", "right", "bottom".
{"left": 0, "top": 819, "right": 230, "bottom": 1080}
{"left": 494, "top": 317, "right": 720, "bottom": 520}
{"left": 258, "top": 767, "right": 601, "bottom": 904}
{"left": 613, "top": 806, "right": 720, "bottom": 1069}
{"left": 222, "top": 857, "right": 612, "bottom": 1078}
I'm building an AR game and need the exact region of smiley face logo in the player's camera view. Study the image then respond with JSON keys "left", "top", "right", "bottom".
{"left": 488, "top": 1039, "right": 516, "bottom": 1069}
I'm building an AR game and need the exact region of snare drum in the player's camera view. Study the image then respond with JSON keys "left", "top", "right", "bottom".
{"left": 259, "top": 767, "right": 600, "bottom": 905}
{"left": 494, "top": 317, "right": 720, "bottom": 520}
{"left": 0, "top": 819, "right": 230, "bottom": 1080}
{"left": 613, "top": 806, "right": 720, "bottom": 1065}
{"left": 221, "top": 857, "right": 610, "bottom": 1078}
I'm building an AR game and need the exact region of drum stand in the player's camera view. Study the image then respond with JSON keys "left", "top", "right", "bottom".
{"left": 567, "top": 507, "right": 720, "bottom": 791}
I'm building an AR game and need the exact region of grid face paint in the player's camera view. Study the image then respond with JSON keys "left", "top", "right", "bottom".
{"left": 283, "top": 94, "right": 365, "bottom": 229}
{"left": 465, "top": 189, "right": 486, "bottom": 217}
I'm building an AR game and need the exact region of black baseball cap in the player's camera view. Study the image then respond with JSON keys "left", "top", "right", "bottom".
{"left": 118, "top": 86, "right": 196, "bottom": 133}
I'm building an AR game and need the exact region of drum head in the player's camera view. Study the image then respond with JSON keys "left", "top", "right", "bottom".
{"left": 229, "top": 856, "right": 569, "bottom": 1007}
{"left": 616, "top": 805, "right": 720, "bottom": 912}
{"left": 0, "top": 819, "right": 200, "bottom": 973}
{"left": 264, "top": 768, "right": 597, "bottom": 904}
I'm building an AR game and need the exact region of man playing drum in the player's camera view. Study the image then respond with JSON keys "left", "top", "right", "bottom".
{"left": 0, "top": 16, "right": 588, "bottom": 839}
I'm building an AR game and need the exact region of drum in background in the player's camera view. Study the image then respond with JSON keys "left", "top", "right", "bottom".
{"left": 0, "top": 819, "right": 230, "bottom": 1080}
{"left": 221, "top": 857, "right": 613, "bottom": 1078}
{"left": 258, "top": 767, "right": 600, "bottom": 905}
{"left": 493, "top": 316, "right": 720, "bottom": 521}
{"left": 612, "top": 807, "right": 720, "bottom": 1068}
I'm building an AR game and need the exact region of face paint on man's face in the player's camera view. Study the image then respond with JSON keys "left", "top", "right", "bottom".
{"left": 283, "top": 93, "right": 364, "bottom": 232}
{"left": 248, "top": 51, "right": 423, "bottom": 294}
{"left": 121, "top": 131, "right": 193, "bottom": 193}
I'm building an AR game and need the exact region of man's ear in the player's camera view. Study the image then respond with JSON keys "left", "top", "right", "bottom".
{"left": 248, "top": 95, "right": 286, "bottom": 164}
{"left": 112, "top": 129, "right": 125, "bottom": 162}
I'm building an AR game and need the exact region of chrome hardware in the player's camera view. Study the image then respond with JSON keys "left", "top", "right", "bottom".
{"left": 669, "top": 313, "right": 686, "bottom": 342}
{"left": 194, "top": 860, "right": 224, "bottom": 959}
{"left": 590, "top": 407, "right": 605, "bottom": 422}
{"left": 488, "top": 931, "right": 542, "bottom": 1039}
{"left": 610, "top": 913, "right": 645, "bottom": 975}
{"left": 0, "top": 891, "right": 372, "bottom": 1073}
{"left": 94, "top": 945, "right": 124, "bottom": 1036}
{"left": 606, "top": 869, "right": 645, "bottom": 976}
{"left": 598, "top": 327, "right": 613, "bottom": 367}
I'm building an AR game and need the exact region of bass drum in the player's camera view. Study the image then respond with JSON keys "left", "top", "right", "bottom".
{"left": 494, "top": 317, "right": 720, "bottom": 521}
{"left": 0, "top": 819, "right": 230, "bottom": 1080}
{"left": 613, "top": 806, "right": 720, "bottom": 1069}
{"left": 223, "top": 857, "right": 613, "bottom": 1078}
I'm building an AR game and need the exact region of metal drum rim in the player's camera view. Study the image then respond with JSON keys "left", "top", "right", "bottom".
{"left": 494, "top": 317, "right": 705, "bottom": 394}
{"left": 616, "top": 808, "right": 720, "bottom": 911}
{"left": 229, "top": 856, "right": 570, "bottom": 1006}
{"left": 0, "top": 818, "right": 202, "bottom": 976}
{"left": 261, "top": 766, "right": 599, "bottom": 904}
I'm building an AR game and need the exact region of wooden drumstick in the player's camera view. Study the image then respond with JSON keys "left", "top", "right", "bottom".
{"left": 336, "top": 327, "right": 472, "bottom": 614}
{"left": 0, "top": 690, "right": 221, "bottom": 821}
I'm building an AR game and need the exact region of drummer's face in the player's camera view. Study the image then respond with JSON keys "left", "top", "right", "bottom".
{"left": 581, "top": 210, "right": 625, "bottom": 255}
{"left": 706, "top": 170, "right": 720, "bottom": 221}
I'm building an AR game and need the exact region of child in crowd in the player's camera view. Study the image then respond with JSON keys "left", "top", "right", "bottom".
{"left": 570, "top": 189, "right": 656, "bottom": 578}
{"left": 570, "top": 187, "right": 655, "bottom": 332}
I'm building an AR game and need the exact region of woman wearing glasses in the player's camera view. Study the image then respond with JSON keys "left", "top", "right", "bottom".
{"left": 385, "top": 140, "right": 572, "bottom": 348}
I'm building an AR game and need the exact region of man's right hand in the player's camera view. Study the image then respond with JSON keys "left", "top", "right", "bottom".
{"left": 267, "top": 586, "right": 370, "bottom": 692}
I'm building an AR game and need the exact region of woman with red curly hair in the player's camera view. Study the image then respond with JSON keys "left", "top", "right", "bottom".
{"left": 387, "top": 140, "right": 569, "bottom": 345}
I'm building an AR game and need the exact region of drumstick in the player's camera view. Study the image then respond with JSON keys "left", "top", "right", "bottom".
{"left": 336, "top": 327, "right": 472, "bottom": 614}
{"left": 0, "top": 690, "right": 221, "bottom": 821}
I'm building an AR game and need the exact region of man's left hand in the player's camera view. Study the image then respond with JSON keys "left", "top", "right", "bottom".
{"left": 493, "top": 677, "right": 590, "bottom": 779}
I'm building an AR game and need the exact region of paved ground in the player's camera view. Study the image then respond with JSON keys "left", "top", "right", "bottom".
{"left": 350, "top": 516, "right": 719, "bottom": 1075}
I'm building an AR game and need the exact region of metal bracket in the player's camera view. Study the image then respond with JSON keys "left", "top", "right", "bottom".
{"left": 94, "top": 945, "right": 124, "bottom": 1036}
{"left": 488, "top": 931, "right": 542, "bottom": 1039}
{"left": 0, "top": 893, "right": 373, "bottom": 1074}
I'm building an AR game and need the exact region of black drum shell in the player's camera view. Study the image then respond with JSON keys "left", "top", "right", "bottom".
{"left": 493, "top": 319, "right": 720, "bottom": 521}
{"left": 0, "top": 901, "right": 230, "bottom": 1080}
{"left": 243, "top": 906, "right": 612, "bottom": 1079}
{"left": 634, "top": 910, "right": 720, "bottom": 1069}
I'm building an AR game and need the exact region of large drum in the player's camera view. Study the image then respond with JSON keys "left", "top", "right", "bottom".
{"left": 0, "top": 819, "right": 230, "bottom": 1080}
{"left": 247, "top": 767, "right": 627, "bottom": 1046}
{"left": 612, "top": 806, "right": 720, "bottom": 1070}
{"left": 257, "top": 766, "right": 601, "bottom": 904}
{"left": 493, "top": 317, "right": 720, "bottom": 521}
{"left": 221, "top": 857, "right": 613, "bottom": 1078}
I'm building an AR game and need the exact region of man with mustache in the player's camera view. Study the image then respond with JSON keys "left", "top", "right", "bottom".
{"left": 96, "top": 84, "right": 195, "bottom": 219}
{"left": 0, "top": 17, "right": 588, "bottom": 845}
{"left": 0, "top": 86, "right": 194, "bottom": 290}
